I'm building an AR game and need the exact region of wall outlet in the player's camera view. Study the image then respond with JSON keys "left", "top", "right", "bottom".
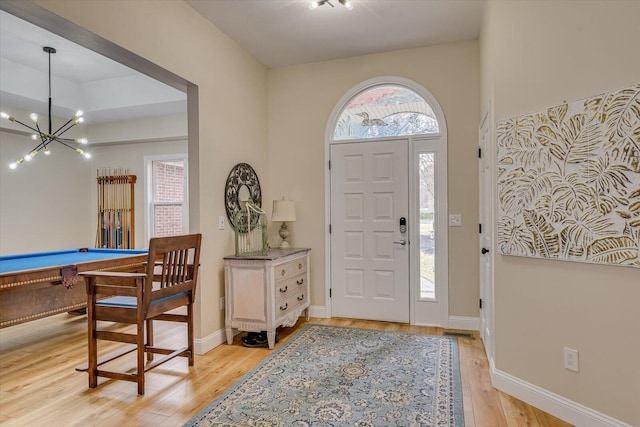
{"left": 449, "top": 214, "right": 462, "bottom": 227}
{"left": 564, "top": 347, "right": 579, "bottom": 372}
{"left": 218, "top": 216, "right": 225, "bottom": 230}
{"left": 219, "top": 296, "right": 225, "bottom": 311}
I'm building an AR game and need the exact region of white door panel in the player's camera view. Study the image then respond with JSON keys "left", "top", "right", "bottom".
{"left": 330, "top": 139, "right": 409, "bottom": 322}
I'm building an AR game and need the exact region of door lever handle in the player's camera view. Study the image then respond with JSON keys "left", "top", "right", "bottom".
{"left": 481, "top": 247, "right": 490, "bottom": 254}
{"left": 394, "top": 239, "right": 407, "bottom": 246}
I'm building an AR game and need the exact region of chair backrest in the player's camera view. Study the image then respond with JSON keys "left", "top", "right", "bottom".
{"left": 144, "top": 234, "right": 202, "bottom": 309}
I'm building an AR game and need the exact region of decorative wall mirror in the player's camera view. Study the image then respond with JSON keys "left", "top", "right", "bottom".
{"left": 224, "top": 163, "right": 262, "bottom": 229}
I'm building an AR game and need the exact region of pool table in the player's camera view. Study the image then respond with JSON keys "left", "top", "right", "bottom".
{"left": 0, "top": 248, "right": 148, "bottom": 328}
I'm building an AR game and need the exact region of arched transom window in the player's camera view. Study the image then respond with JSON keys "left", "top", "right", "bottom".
{"left": 333, "top": 85, "right": 439, "bottom": 140}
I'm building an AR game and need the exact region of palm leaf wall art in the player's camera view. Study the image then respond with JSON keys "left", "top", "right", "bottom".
{"left": 497, "top": 83, "right": 640, "bottom": 267}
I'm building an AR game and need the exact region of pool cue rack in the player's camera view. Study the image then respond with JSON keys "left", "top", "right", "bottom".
{"left": 96, "top": 168, "right": 137, "bottom": 249}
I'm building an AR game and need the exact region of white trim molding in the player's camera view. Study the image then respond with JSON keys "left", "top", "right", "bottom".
{"left": 195, "top": 309, "right": 327, "bottom": 355}
{"left": 492, "top": 368, "right": 634, "bottom": 427}
{"left": 448, "top": 316, "right": 479, "bottom": 331}
{"left": 309, "top": 305, "right": 329, "bottom": 319}
{"left": 324, "top": 76, "right": 449, "bottom": 327}
{"left": 194, "top": 328, "right": 228, "bottom": 355}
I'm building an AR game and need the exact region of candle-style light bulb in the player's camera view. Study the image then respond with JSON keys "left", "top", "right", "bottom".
{"left": 10, "top": 158, "right": 25, "bottom": 169}
{"left": 309, "top": 1, "right": 320, "bottom": 9}
{"left": 29, "top": 113, "right": 38, "bottom": 123}
{"left": 76, "top": 138, "right": 88, "bottom": 144}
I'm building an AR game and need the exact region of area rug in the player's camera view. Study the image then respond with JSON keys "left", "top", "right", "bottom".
{"left": 185, "top": 324, "right": 464, "bottom": 426}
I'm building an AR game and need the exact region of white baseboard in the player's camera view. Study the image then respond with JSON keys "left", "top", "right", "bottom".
{"left": 492, "top": 367, "right": 633, "bottom": 427}
{"left": 194, "top": 328, "right": 228, "bottom": 355}
{"left": 196, "top": 316, "right": 631, "bottom": 426}
{"left": 448, "top": 316, "right": 479, "bottom": 331}
{"left": 194, "top": 307, "right": 327, "bottom": 355}
{"left": 303, "top": 308, "right": 479, "bottom": 330}
{"left": 309, "top": 305, "right": 329, "bottom": 319}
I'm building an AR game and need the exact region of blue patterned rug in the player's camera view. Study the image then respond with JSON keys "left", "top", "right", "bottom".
{"left": 185, "top": 324, "right": 464, "bottom": 426}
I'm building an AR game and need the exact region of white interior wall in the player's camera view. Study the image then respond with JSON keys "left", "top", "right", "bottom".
{"left": 267, "top": 41, "right": 480, "bottom": 319}
{"left": 34, "top": 0, "right": 270, "bottom": 343}
{"left": 0, "top": 104, "right": 187, "bottom": 255}
{"left": 0, "top": 129, "right": 92, "bottom": 255}
{"left": 481, "top": 1, "right": 640, "bottom": 425}
{"left": 90, "top": 139, "right": 188, "bottom": 249}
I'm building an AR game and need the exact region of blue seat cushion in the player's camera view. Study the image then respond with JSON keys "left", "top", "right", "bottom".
{"left": 96, "top": 291, "right": 190, "bottom": 308}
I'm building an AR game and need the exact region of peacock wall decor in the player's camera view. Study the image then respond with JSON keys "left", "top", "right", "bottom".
{"left": 497, "top": 82, "right": 640, "bottom": 268}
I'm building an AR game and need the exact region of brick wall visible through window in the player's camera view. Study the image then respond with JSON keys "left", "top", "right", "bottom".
{"left": 152, "top": 160, "right": 185, "bottom": 237}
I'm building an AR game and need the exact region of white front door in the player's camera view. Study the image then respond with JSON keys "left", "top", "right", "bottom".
{"left": 479, "top": 109, "right": 494, "bottom": 365}
{"left": 330, "top": 139, "right": 409, "bottom": 322}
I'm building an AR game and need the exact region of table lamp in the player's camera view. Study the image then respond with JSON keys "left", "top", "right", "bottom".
{"left": 272, "top": 198, "right": 296, "bottom": 248}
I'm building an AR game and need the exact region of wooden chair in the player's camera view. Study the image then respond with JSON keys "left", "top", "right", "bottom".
{"left": 79, "top": 234, "right": 202, "bottom": 395}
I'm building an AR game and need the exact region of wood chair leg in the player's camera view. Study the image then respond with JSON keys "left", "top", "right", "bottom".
{"left": 146, "top": 319, "right": 154, "bottom": 362}
{"left": 187, "top": 302, "right": 194, "bottom": 366}
{"left": 137, "top": 317, "right": 145, "bottom": 395}
{"left": 86, "top": 277, "right": 98, "bottom": 389}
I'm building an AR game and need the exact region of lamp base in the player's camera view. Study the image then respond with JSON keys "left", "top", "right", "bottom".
{"left": 278, "top": 222, "right": 291, "bottom": 249}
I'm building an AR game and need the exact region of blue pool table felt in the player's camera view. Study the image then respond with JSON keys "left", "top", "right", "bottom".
{"left": 0, "top": 249, "right": 148, "bottom": 274}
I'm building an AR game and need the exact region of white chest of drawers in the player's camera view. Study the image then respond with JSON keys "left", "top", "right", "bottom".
{"left": 224, "top": 248, "right": 311, "bottom": 349}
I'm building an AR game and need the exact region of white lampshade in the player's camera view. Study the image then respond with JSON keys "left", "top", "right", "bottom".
{"left": 272, "top": 199, "right": 296, "bottom": 222}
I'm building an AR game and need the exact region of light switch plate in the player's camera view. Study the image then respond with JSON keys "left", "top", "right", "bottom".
{"left": 449, "top": 214, "right": 462, "bottom": 227}
{"left": 218, "top": 216, "right": 225, "bottom": 230}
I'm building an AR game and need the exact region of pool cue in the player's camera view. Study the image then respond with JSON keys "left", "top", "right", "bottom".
{"left": 130, "top": 174, "right": 135, "bottom": 247}
{"left": 101, "top": 174, "right": 104, "bottom": 247}
{"left": 119, "top": 174, "right": 124, "bottom": 248}
{"left": 95, "top": 171, "right": 100, "bottom": 247}
{"left": 125, "top": 174, "right": 130, "bottom": 248}
{"left": 109, "top": 176, "right": 113, "bottom": 248}
{"left": 116, "top": 174, "right": 120, "bottom": 248}
{"left": 124, "top": 174, "right": 127, "bottom": 248}
{"left": 100, "top": 173, "right": 105, "bottom": 247}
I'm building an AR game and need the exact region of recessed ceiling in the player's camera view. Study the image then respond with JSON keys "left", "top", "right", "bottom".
{"left": 0, "top": 10, "right": 186, "bottom": 124}
{"left": 186, "top": 0, "right": 485, "bottom": 69}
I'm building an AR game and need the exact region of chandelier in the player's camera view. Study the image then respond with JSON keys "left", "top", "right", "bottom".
{"left": 2, "top": 46, "right": 91, "bottom": 170}
{"left": 309, "top": 0, "right": 354, "bottom": 10}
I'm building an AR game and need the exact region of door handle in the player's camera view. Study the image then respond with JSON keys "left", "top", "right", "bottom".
{"left": 481, "top": 247, "right": 490, "bottom": 254}
{"left": 394, "top": 239, "right": 407, "bottom": 246}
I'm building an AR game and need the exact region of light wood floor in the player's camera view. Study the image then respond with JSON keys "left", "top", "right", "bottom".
{"left": 0, "top": 314, "right": 572, "bottom": 427}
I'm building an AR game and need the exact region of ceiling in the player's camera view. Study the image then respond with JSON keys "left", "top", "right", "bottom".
{"left": 0, "top": 1, "right": 484, "bottom": 125}
{"left": 0, "top": 10, "right": 186, "bottom": 125}
{"left": 186, "top": 0, "right": 485, "bottom": 69}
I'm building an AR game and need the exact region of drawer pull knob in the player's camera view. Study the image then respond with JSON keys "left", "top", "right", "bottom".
{"left": 298, "top": 263, "right": 303, "bottom": 269}
{"left": 281, "top": 269, "right": 286, "bottom": 276}
{"left": 280, "top": 303, "right": 288, "bottom": 311}
{"left": 297, "top": 294, "right": 304, "bottom": 301}
{"left": 279, "top": 285, "right": 288, "bottom": 293}
{"left": 296, "top": 278, "right": 304, "bottom": 285}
